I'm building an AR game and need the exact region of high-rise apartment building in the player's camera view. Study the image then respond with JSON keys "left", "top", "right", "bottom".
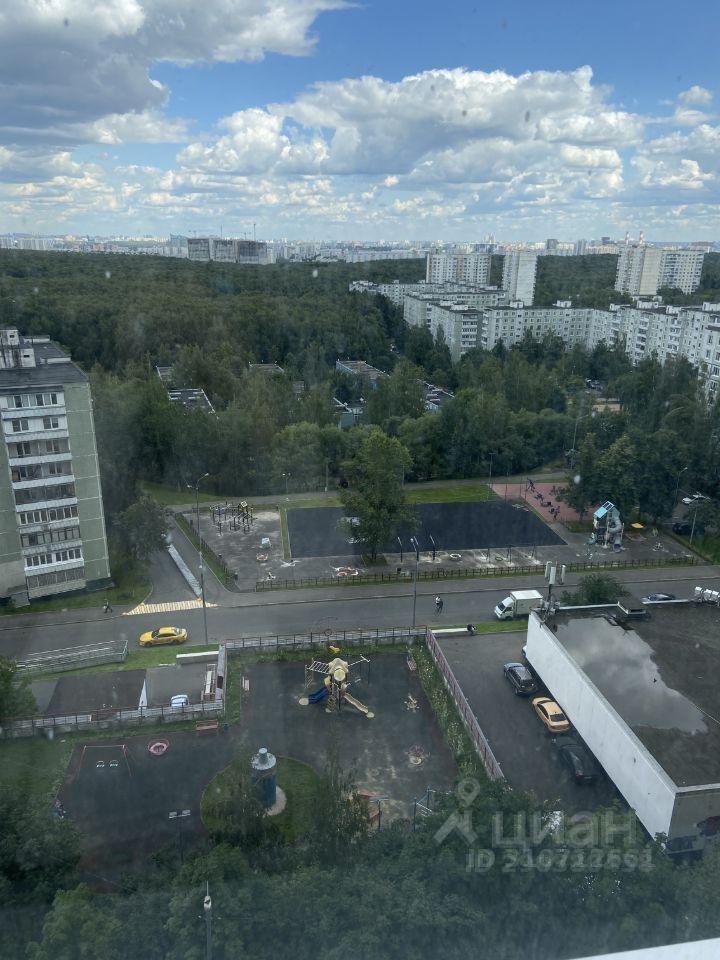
{"left": 501, "top": 250, "right": 539, "bottom": 305}
{"left": 425, "top": 253, "right": 491, "bottom": 285}
{"left": 616, "top": 245, "right": 705, "bottom": 296}
{"left": 187, "top": 237, "right": 273, "bottom": 264}
{"left": 0, "top": 328, "right": 110, "bottom": 604}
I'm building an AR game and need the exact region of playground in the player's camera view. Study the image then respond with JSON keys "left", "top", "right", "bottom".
{"left": 58, "top": 652, "right": 457, "bottom": 875}
{"left": 286, "top": 500, "right": 565, "bottom": 559}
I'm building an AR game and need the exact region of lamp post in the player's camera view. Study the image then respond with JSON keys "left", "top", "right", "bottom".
{"left": 410, "top": 536, "right": 420, "bottom": 628}
{"left": 570, "top": 411, "right": 594, "bottom": 469}
{"left": 188, "top": 472, "right": 210, "bottom": 646}
{"left": 674, "top": 466, "right": 689, "bottom": 510}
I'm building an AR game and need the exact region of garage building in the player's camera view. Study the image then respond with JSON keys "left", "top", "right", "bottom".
{"left": 525, "top": 602, "right": 720, "bottom": 854}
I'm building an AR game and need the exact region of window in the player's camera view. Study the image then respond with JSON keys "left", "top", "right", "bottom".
{"left": 43, "top": 416, "right": 60, "bottom": 429}
{"left": 44, "top": 438, "right": 64, "bottom": 453}
{"left": 11, "top": 418, "right": 29, "bottom": 432}
{"left": 13, "top": 441, "right": 32, "bottom": 458}
{"left": 13, "top": 395, "right": 23, "bottom": 408}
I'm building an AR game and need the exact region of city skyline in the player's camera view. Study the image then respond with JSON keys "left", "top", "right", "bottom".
{"left": 0, "top": 1, "right": 718, "bottom": 239}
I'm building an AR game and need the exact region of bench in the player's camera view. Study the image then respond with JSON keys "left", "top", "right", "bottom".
{"left": 195, "top": 719, "right": 219, "bottom": 735}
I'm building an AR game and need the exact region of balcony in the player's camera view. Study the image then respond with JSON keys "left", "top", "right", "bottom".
{"left": 15, "top": 495, "right": 77, "bottom": 512}
{"left": 22, "top": 538, "right": 83, "bottom": 558}
{"left": 7, "top": 451, "right": 71, "bottom": 468}
{"left": 1, "top": 403, "right": 65, "bottom": 421}
{"left": 24, "top": 556, "right": 84, "bottom": 577}
{"left": 5, "top": 426, "right": 68, "bottom": 443}
{"left": 12, "top": 472, "right": 74, "bottom": 491}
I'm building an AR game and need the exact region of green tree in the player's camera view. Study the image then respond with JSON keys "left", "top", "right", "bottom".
{"left": 271, "top": 422, "right": 324, "bottom": 492}
{"left": 562, "top": 573, "right": 628, "bottom": 605}
{"left": 0, "top": 656, "right": 35, "bottom": 720}
{"left": 113, "top": 496, "right": 168, "bottom": 563}
{"left": 340, "top": 429, "right": 415, "bottom": 559}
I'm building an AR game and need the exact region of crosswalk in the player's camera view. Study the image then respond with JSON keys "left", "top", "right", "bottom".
{"left": 123, "top": 599, "right": 219, "bottom": 616}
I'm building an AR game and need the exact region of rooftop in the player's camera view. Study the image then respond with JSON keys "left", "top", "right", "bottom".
{"left": 550, "top": 602, "right": 720, "bottom": 787}
{"left": 0, "top": 335, "right": 87, "bottom": 389}
{"left": 335, "top": 359, "right": 389, "bottom": 379}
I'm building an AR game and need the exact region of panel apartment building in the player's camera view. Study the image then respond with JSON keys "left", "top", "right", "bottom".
{"left": 501, "top": 250, "right": 539, "bottom": 305}
{"left": 425, "top": 253, "right": 491, "bottom": 285}
{"left": 0, "top": 328, "right": 110, "bottom": 604}
{"left": 615, "top": 245, "right": 705, "bottom": 296}
{"left": 187, "top": 237, "right": 273, "bottom": 265}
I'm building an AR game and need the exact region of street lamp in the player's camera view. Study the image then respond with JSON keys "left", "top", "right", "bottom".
{"left": 282, "top": 471, "right": 291, "bottom": 499}
{"left": 188, "top": 472, "right": 210, "bottom": 646}
{"left": 570, "top": 411, "right": 595, "bottom": 469}
{"left": 674, "top": 466, "right": 689, "bottom": 510}
{"left": 410, "top": 536, "right": 420, "bottom": 628}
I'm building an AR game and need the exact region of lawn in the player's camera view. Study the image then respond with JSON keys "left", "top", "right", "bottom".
{"left": 31, "top": 643, "right": 217, "bottom": 681}
{"left": 201, "top": 756, "right": 319, "bottom": 843}
{"left": 0, "top": 736, "right": 74, "bottom": 802}
{"left": 141, "top": 481, "right": 225, "bottom": 506}
{"left": 0, "top": 567, "right": 151, "bottom": 617}
{"left": 284, "top": 483, "right": 495, "bottom": 510}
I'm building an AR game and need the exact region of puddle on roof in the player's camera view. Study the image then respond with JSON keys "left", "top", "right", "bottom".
{"left": 555, "top": 617, "right": 708, "bottom": 734}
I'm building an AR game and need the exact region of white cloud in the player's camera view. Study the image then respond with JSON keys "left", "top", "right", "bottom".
{"left": 678, "top": 85, "right": 713, "bottom": 106}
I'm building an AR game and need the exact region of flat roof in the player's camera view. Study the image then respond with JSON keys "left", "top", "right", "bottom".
{"left": 551, "top": 603, "right": 720, "bottom": 787}
{"left": 0, "top": 336, "right": 87, "bottom": 388}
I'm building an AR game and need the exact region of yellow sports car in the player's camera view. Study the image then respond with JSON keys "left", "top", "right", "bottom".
{"left": 139, "top": 626, "right": 187, "bottom": 647}
{"left": 532, "top": 696, "right": 570, "bottom": 733}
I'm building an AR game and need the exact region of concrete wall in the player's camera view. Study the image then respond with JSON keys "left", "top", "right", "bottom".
{"left": 525, "top": 613, "right": 678, "bottom": 841}
{"left": 64, "top": 382, "right": 110, "bottom": 584}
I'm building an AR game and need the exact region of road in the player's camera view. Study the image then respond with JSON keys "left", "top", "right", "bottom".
{"left": 2, "top": 567, "right": 718, "bottom": 659}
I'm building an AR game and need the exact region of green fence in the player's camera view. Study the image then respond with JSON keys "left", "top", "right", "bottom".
{"left": 256, "top": 554, "right": 699, "bottom": 591}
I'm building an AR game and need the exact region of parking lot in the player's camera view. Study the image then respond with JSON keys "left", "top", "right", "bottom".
{"left": 436, "top": 631, "right": 621, "bottom": 815}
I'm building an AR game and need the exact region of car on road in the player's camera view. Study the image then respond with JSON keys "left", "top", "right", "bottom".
{"left": 682, "top": 493, "right": 710, "bottom": 505}
{"left": 139, "top": 626, "right": 187, "bottom": 647}
{"left": 553, "top": 735, "right": 600, "bottom": 784}
{"left": 503, "top": 662, "right": 538, "bottom": 696}
{"left": 642, "top": 593, "right": 676, "bottom": 603}
{"left": 531, "top": 696, "right": 571, "bottom": 733}
{"left": 672, "top": 519, "right": 704, "bottom": 536}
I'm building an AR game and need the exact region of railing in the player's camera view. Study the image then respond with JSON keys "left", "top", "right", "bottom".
{"left": 425, "top": 627, "right": 505, "bottom": 782}
{"left": 256, "top": 554, "right": 699, "bottom": 591}
{"left": 223, "top": 626, "right": 423, "bottom": 653}
{"left": 175, "top": 513, "right": 235, "bottom": 588}
{"left": 1, "top": 699, "right": 222, "bottom": 738}
{"left": 16, "top": 639, "right": 128, "bottom": 675}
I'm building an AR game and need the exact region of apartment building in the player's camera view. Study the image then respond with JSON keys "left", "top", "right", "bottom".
{"left": 404, "top": 289, "right": 507, "bottom": 329}
{"left": 425, "top": 253, "right": 491, "bottom": 285}
{"left": 186, "top": 237, "right": 273, "bottom": 264}
{"left": 501, "top": 250, "right": 539, "bottom": 305}
{"left": 427, "top": 303, "right": 483, "bottom": 362}
{"left": 349, "top": 279, "right": 504, "bottom": 309}
{"left": 0, "top": 328, "right": 110, "bottom": 604}
{"left": 616, "top": 245, "right": 705, "bottom": 296}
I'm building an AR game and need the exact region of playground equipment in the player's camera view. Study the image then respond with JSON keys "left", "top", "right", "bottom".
{"left": 251, "top": 747, "right": 278, "bottom": 808}
{"left": 211, "top": 500, "right": 255, "bottom": 534}
{"left": 302, "top": 655, "right": 374, "bottom": 718}
{"left": 589, "top": 501, "right": 624, "bottom": 550}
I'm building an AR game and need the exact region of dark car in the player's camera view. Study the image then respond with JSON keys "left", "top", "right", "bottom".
{"left": 503, "top": 662, "right": 538, "bottom": 696}
{"left": 642, "top": 593, "right": 676, "bottom": 603}
{"left": 672, "top": 519, "right": 704, "bottom": 536}
{"left": 553, "top": 735, "right": 600, "bottom": 784}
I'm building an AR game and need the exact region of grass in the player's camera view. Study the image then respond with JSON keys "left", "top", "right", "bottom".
{"left": 0, "top": 566, "right": 151, "bottom": 616}
{"left": 175, "top": 513, "right": 232, "bottom": 587}
{"left": 200, "top": 756, "right": 320, "bottom": 843}
{"left": 30, "top": 643, "right": 217, "bottom": 681}
{"left": 284, "top": 483, "right": 495, "bottom": 511}
{"left": 141, "top": 481, "right": 229, "bottom": 506}
{"left": 672, "top": 531, "right": 720, "bottom": 563}
{"left": 437, "top": 621, "right": 527, "bottom": 634}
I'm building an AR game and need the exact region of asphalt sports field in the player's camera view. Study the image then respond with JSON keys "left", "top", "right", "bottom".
{"left": 286, "top": 500, "right": 565, "bottom": 559}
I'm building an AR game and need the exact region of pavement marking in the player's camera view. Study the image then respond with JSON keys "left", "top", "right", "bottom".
{"left": 123, "top": 599, "right": 219, "bottom": 616}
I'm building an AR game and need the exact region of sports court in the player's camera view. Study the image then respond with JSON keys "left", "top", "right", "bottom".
{"left": 286, "top": 500, "right": 565, "bottom": 559}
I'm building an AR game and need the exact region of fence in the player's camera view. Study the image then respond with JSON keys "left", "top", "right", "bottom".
{"left": 256, "top": 554, "right": 699, "bottom": 591}
{"left": 16, "top": 639, "right": 128, "bottom": 675}
{"left": 2, "top": 699, "right": 222, "bottom": 739}
{"left": 175, "top": 514, "right": 235, "bottom": 588}
{"left": 425, "top": 627, "right": 505, "bottom": 782}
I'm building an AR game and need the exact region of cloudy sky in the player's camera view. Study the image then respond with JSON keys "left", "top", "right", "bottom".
{"left": 0, "top": 0, "right": 718, "bottom": 240}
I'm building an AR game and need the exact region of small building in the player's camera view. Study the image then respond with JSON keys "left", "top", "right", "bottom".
{"left": 167, "top": 388, "right": 214, "bottom": 413}
{"left": 248, "top": 362, "right": 285, "bottom": 377}
{"left": 335, "top": 359, "right": 389, "bottom": 389}
{"left": 525, "top": 602, "right": 720, "bottom": 855}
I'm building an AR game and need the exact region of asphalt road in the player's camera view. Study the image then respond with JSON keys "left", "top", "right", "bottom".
{"left": 1, "top": 568, "right": 718, "bottom": 659}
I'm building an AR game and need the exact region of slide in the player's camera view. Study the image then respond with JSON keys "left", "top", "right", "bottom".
{"left": 308, "top": 687, "right": 329, "bottom": 704}
{"left": 343, "top": 692, "right": 369, "bottom": 715}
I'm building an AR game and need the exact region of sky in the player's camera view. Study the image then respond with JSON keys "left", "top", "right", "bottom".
{"left": 0, "top": 0, "right": 718, "bottom": 241}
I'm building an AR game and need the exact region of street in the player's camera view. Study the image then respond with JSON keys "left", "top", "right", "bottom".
{"left": 1, "top": 567, "right": 718, "bottom": 659}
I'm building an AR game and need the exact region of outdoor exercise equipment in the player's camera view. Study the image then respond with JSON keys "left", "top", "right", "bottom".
{"left": 301, "top": 655, "right": 374, "bottom": 717}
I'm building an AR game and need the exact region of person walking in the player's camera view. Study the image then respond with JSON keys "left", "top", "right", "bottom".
{"left": 435, "top": 595, "right": 443, "bottom": 614}
{"left": 103, "top": 599, "right": 113, "bottom": 614}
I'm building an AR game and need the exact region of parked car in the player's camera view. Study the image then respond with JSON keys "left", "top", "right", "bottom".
{"left": 553, "top": 735, "right": 600, "bottom": 784}
{"left": 170, "top": 694, "right": 189, "bottom": 711}
{"left": 642, "top": 593, "right": 676, "bottom": 603}
{"left": 672, "top": 519, "right": 704, "bottom": 536}
{"left": 532, "top": 696, "right": 571, "bottom": 733}
{"left": 139, "top": 626, "right": 187, "bottom": 647}
{"left": 503, "top": 662, "right": 538, "bottom": 696}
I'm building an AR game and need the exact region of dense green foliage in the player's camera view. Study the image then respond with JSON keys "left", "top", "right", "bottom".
{"left": 535, "top": 253, "right": 631, "bottom": 308}
{"left": 0, "top": 657, "right": 36, "bottom": 719}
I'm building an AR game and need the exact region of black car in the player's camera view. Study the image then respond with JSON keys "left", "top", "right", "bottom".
{"left": 672, "top": 519, "right": 704, "bottom": 536}
{"left": 503, "top": 662, "right": 538, "bottom": 696}
{"left": 553, "top": 735, "right": 600, "bottom": 784}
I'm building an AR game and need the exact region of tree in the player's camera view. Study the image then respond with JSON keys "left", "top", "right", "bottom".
{"left": 271, "top": 422, "right": 324, "bottom": 492}
{"left": 340, "top": 429, "right": 415, "bottom": 559}
{"left": 0, "top": 656, "right": 36, "bottom": 719}
{"left": 561, "top": 573, "right": 628, "bottom": 605}
{"left": 113, "top": 496, "right": 168, "bottom": 563}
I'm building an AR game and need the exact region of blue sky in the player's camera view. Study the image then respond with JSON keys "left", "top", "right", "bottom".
{"left": 1, "top": 0, "right": 718, "bottom": 239}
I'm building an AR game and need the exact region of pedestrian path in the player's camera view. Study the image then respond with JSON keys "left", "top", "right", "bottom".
{"left": 123, "top": 599, "right": 219, "bottom": 616}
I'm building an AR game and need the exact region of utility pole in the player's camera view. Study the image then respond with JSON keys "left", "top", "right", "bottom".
{"left": 188, "top": 473, "right": 210, "bottom": 645}
{"left": 203, "top": 882, "right": 213, "bottom": 960}
{"left": 411, "top": 537, "right": 420, "bottom": 627}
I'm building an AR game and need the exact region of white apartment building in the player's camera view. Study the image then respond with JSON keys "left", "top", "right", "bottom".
{"left": 501, "top": 250, "right": 539, "bottom": 305}
{"left": 349, "top": 279, "right": 504, "bottom": 309}
{"left": 616, "top": 245, "right": 705, "bottom": 296}
{"left": 425, "top": 253, "right": 491, "bottom": 285}
{"left": 404, "top": 289, "right": 507, "bottom": 328}
{"left": 427, "top": 304, "right": 483, "bottom": 362}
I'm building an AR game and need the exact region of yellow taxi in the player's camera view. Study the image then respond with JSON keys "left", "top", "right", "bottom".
{"left": 531, "top": 696, "right": 570, "bottom": 733}
{"left": 139, "top": 626, "right": 188, "bottom": 648}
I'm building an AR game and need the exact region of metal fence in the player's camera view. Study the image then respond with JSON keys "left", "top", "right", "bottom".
{"left": 255, "top": 554, "right": 699, "bottom": 591}
{"left": 2, "top": 699, "right": 222, "bottom": 739}
{"left": 16, "top": 639, "right": 128, "bottom": 675}
{"left": 175, "top": 514, "right": 235, "bottom": 588}
{"left": 425, "top": 627, "right": 505, "bottom": 782}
